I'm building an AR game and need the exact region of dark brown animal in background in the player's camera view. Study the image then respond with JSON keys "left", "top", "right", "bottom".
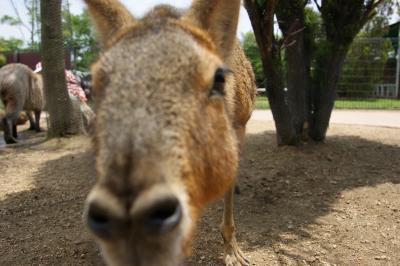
{"left": 83, "top": 0, "right": 256, "bottom": 265}
{"left": 0, "top": 63, "right": 44, "bottom": 144}
{"left": 0, "top": 110, "right": 28, "bottom": 131}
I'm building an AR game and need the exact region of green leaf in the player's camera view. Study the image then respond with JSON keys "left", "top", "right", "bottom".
{"left": 0, "top": 15, "right": 22, "bottom": 26}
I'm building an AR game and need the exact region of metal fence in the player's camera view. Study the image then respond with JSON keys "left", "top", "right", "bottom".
{"left": 256, "top": 35, "right": 400, "bottom": 110}
{"left": 335, "top": 36, "right": 399, "bottom": 109}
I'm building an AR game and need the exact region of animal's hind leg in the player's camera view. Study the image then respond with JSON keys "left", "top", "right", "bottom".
{"left": 220, "top": 185, "right": 249, "bottom": 266}
{"left": 2, "top": 117, "right": 17, "bottom": 144}
{"left": 27, "top": 111, "right": 36, "bottom": 130}
{"left": 34, "top": 110, "right": 42, "bottom": 132}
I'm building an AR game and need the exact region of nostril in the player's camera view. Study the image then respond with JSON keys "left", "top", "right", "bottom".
{"left": 145, "top": 197, "right": 182, "bottom": 234}
{"left": 87, "top": 204, "right": 113, "bottom": 237}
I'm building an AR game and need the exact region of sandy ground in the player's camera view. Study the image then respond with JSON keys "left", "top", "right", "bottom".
{"left": 252, "top": 110, "right": 400, "bottom": 128}
{"left": 0, "top": 115, "right": 400, "bottom": 265}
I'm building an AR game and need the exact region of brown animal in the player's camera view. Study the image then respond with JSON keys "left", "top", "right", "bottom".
{"left": 83, "top": 1, "right": 256, "bottom": 265}
{"left": 0, "top": 110, "right": 28, "bottom": 131}
{"left": 0, "top": 63, "right": 43, "bottom": 144}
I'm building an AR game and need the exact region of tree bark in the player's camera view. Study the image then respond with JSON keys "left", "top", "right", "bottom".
{"left": 308, "top": 0, "right": 370, "bottom": 141}
{"left": 309, "top": 45, "right": 347, "bottom": 141}
{"left": 244, "top": 0, "right": 386, "bottom": 144}
{"left": 276, "top": 1, "right": 309, "bottom": 139}
{"left": 41, "top": 0, "right": 81, "bottom": 137}
{"left": 244, "top": 0, "right": 299, "bottom": 145}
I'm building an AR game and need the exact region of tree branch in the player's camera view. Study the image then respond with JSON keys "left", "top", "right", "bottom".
{"left": 278, "top": 19, "right": 304, "bottom": 49}
{"left": 9, "top": 0, "right": 31, "bottom": 33}
{"left": 360, "top": 0, "right": 385, "bottom": 27}
{"left": 312, "top": 0, "right": 321, "bottom": 12}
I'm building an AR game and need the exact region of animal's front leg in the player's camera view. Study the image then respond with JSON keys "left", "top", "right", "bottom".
{"left": 220, "top": 185, "right": 249, "bottom": 266}
{"left": 3, "top": 117, "right": 17, "bottom": 144}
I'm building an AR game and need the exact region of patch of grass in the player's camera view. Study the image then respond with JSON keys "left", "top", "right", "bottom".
{"left": 334, "top": 98, "right": 400, "bottom": 109}
{"left": 255, "top": 96, "right": 270, "bottom": 109}
{"left": 256, "top": 96, "right": 400, "bottom": 110}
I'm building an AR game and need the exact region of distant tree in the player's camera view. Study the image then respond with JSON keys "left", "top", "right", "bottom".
{"left": 0, "top": 37, "right": 24, "bottom": 52}
{"left": 0, "top": 55, "right": 5, "bottom": 67}
{"left": 63, "top": 10, "right": 99, "bottom": 71}
{"left": 338, "top": 8, "right": 394, "bottom": 97}
{"left": 0, "top": 37, "right": 24, "bottom": 67}
{"left": 25, "top": 0, "right": 41, "bottom": 49}
{"left": 244, "top": 0, "right": 392, "bottom": 145}
{"left": 41, "top": 0, "right": 81, "bottom": 137}
{"left": 242, "top": 32, "right": 265, "bottom": 87}
{"left": 1, "top": 0, "right": 40, "bottom": 49}
{"left": 1, "top": 1, "right": 98, "bottom": 70}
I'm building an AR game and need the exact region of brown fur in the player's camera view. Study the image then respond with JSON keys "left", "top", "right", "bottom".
{"left": 85, "top": 0, "right": 135, "bottom": 48}
{"left": 0, "top": 110, "right": 28, "bottom": 131}
{"left": 83, "top": 1, "right": 255, "bottom": 266}
{"left": 0, "top": 63, "right": 44, "bottom": 144}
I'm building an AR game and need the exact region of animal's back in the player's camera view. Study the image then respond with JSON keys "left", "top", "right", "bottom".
{"left": 0, "top": 63, "right": 31, "bottom": 106}
{"left": 229, "top": 41, "right": 256, "bottom": 131}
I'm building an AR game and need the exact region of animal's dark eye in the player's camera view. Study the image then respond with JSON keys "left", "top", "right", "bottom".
{"left": 209, "top": 67, "right": 228, "bottom": 97}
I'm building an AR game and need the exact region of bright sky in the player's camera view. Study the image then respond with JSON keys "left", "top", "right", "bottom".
{"left": 0, "top": 0, "right": 253, "bottom": 44}
{"left": 1, "top": 0, "right": 398, "bottom": 46}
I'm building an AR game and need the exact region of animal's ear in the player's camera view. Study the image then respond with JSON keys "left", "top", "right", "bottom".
{"left": 84, "top": 0, "right": 135, "bottom": 47}
{"left": 183, "top": 0, "right": 241, "bottom": 60}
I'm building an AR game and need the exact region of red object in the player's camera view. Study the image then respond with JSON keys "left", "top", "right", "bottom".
{"left": 65, "top": 70, "right": 87, "bottom": 102}
{"left": 5, "top": 50, "right": 71, "bottom": 70}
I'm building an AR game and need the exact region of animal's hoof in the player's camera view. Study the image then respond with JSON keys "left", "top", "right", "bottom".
{"left": 224, "top": 238, "right": 249, "bottom": 266}
{"left": 35, "top": 128, "right": 42, "bottom": 132}
{"left": 28, "top": 126, "right": 36, "bottom": 131}
{"left": 5, "top": 137, "right": 18, "bottom": 144}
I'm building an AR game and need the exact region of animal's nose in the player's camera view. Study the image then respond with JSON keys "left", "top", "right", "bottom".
{"left": 85, "top": 192, "right": 182, "bottom": 238}
{"left": 142, "top": 196, "right": 182, "bottom": 234}
{"left": 86, "top": 202, "right": 119, "bottom": 238}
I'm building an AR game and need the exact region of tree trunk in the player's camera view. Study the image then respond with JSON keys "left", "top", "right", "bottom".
{"left": 244, "top": 0, "right": 299, "bottom": 145}
{"left": 276, "top": 2, "right": 309, "bottom": 140}
{"left": 263, "top": 51, "right": 299, "bottom": 145}
{"left": 41, "top": 0, "right": 81, "bottom": 137}
{"left": 309, "top": 46, "right": 347, "bottom": 141}
{"left": 244, "top": 0, "right": 385, "bottom": 145}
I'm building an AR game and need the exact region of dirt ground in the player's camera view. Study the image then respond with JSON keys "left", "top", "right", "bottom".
{"left": 1, "top": 120, "right": 400, "bottom": 266}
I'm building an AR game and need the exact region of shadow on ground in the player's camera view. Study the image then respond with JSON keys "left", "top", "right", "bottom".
{"left": 1, "top": 125, "right": 400, "bottom": 265}
{"left": 188, "top": 129, "right": 400, "bottom": 265}
{"left": 0, "top": 133, "right": 103, "bottom": 265}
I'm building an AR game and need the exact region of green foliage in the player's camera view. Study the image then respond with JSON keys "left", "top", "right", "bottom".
{"left": 256, "top": 0, "right": 265, "bottom": 7}
{"left": 63, "top": 10, "right": 99, "bottom": 71}
{"left": 0, "top": 0, "right": 40, "bottom": 49}
{"left": 242, "top": 32, "right": 265, "bottom": 86}
{"left": 256, "top": 95, "right": 400, "bottom": 109}
{"left": 338, "top": 34, "right": 393, "bottom": 96}
{"left": 0, "top": 15, "right": 22, "bottom": 26}
{"left": 0, "top": 54, "right": 6, "bottom": 67}
{"left": 338, "top": 3, "right": 395, "bottom": 97}
{"left": 304, "top": 7, "right": 323, "bottom": 53}
{"left": 0, "top": 37, "right": 24, "bottom": 52}
{"left": 0, "top": 1, "right": 98, "bottom": 71}
{"left": 25, "top": 0, "right": 41, "bottom": 49}
{"left": 0, "top": 36, "right": 24, "bottom": 67}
